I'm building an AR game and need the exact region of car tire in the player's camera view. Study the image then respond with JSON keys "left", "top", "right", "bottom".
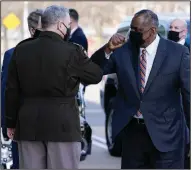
{"left": 105, "top": 98, "right": 121, "bottom": 157}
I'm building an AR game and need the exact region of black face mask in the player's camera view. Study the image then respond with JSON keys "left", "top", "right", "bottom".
{"left": 63, "top": 24, "right": 71, "bottom": 41}
{"left": 129, "top": 31, "right": 145, "bottom": 47}
{"left": 168, "top": 31, "right": 180, "bottom": 42}
{"left": 33, "top": 29, "right": 42, "bottom": 38}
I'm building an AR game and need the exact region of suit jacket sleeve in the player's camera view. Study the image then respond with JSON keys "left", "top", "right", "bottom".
{"left": 5, "top": 47, "right": 20, "bottom": 128}
{"left": 67, "top": 45, "right": 103, "bottom": 85}
{"left": 1, "top": 50, "right": 13, "bottom": 129}
{"left": 180, "top": 46, "right": 190, "bottom": 128}
{"left": 90, "top": 44, "right": 116, "bottom": 75}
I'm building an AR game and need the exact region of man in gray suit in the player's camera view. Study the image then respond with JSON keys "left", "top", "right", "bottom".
{"left": 5, "top": 5, "right": 102, "bottom": 169}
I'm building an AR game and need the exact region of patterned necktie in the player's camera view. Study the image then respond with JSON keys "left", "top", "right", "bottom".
{"left": 140, "top": 49, "right": 147, "bottom": 93}
{"left": 137, "top": 49, "right": 147, "bottom": 116}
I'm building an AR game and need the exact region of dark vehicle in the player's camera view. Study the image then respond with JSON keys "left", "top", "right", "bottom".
{"left": 1, "top": 84, "right": 92, "bottom": 168}
{"left": 100, "top": 15, "right": 190, "bottom": 156}
{"left": 78, "top": 84, "right": 92, "bottom": 161}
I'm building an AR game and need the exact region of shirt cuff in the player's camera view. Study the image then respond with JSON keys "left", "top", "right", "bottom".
{"left": 105, "top": 52, "right": 113, "bottom": 59}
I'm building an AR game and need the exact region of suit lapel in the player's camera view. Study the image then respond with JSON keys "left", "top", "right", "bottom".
{"left": 123, "top": 43, "right": 140, "bottom": 99}
{"left": 143, "top": 38, "right": 167, "bottom": 95}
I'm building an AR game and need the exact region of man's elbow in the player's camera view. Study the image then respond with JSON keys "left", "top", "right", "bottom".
{"left": 83, "top": 68, "right": 103, "bottom": 85}
{"left": 92, "top": 69, "right": 103, "bottom": 84}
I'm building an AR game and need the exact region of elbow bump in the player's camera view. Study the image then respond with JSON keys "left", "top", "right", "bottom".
{"left": 94, "top": 68, "right": 103, "bottom": 84}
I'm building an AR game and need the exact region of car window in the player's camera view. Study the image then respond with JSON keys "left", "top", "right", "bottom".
{"left": 157, "top": 25, "right": 166, "bottom": 37}
{"left": 118, "top": 30, "right": 129, "bottom": 37}
{"left": 186, "top": 21, "right": 190, "bottom": 45}
{"left": 117, "top": 26, "right": 130, "bottom": 38}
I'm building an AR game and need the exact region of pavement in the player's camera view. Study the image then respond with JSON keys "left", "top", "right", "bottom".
{"left": 79, "top": 83, "right": 121, "bottom": 169}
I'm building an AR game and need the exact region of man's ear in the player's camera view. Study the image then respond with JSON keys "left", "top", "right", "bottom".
{"left": 29, "top": 27, "right": 35, "bottom": 37}
{"left": 151, "top": 27, "right": 156, "bottom": 36}
{"left": 181, "top": 29, "right": 187, "bottom": 39}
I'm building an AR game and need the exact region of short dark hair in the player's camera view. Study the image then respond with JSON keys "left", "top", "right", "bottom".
{"left": 27, "top": 9, "right": 43, "bottom": 29}
{"left": 69, "top": 8, "right": 79, "bottom": 21}
{"left": 134, "top": 9, "right": 159, "bottom": 28}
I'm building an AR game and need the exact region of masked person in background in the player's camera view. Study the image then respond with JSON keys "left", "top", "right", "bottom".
{"left": 168, "top": 18, "right": 190, "bottom": 50}
{"left": 68, "top": 8, "right": 89, "bottom": 94}
{"left": 1, "top": 9, "right": 43, "bottom": 169}
{"left": 168, "top": 18, "right": 190, "bottom": 169}
{"left": 69, "top": 8, "right": 88, "bottom": 52}
{"left": 90, "top": 9, "right": 190, "bottom": 169}
{"left": 5, "top": 5, "right": 102, "bottom": 169}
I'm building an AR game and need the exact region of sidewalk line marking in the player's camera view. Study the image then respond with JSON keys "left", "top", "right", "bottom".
{"left": 92, "top": 135, "right": 106, "bottom": 144}
{"left": 92, "top": 140, "right": 107, "bottom": 150}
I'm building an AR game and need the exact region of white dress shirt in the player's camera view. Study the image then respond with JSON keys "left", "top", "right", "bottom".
{"left": 105, "top": 35, "right": 160, "bottom": 119}
{"left": 134, "top": 35, "right": 160, "bottom": 119}
{"left": 178, "top": 39, "right": 185, "bottom": 45}
{"left": 70, "top": 26, "right": 78, "bottom": 38}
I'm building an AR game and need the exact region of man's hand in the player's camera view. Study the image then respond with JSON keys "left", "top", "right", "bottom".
{"left": 105, "top": 33, "right": 126, "bottom": 54}
{"left": 7, "top": 128, "right": 15, "bottom": 140}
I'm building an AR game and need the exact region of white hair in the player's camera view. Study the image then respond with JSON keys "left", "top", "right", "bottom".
{"left": 41, "top": 5, "right": 69, "bottom": 29}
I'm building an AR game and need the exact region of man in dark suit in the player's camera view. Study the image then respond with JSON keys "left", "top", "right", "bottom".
{"left": 68, "top": 9, "right": 88, "bottom": 52}
{"left": 5, "top": 5, "right": 102, "bottom": 169}
{"left": 168, "top": 18, "right": 190, "bottom": 169}
{"left": 1, "top": 9, "right": 43, "bottom": 169}
{"left": 68, "top": 9, "right": 89, "bottom": 93}
{"left": 168, "top": 18, "right": 190, "bottom": 51}
{"left": 91, "top": 9, "right": 190, "bottom": 169}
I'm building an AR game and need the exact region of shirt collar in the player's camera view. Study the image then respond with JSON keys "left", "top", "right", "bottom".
{"left": 140, "top": 34, "right": 160, "bottom": 55}
{"left": 70, "top": 26, "right": 78, "bottom": 36}
{"left": 178, "top": 39, "right": 185, "bottom": 45}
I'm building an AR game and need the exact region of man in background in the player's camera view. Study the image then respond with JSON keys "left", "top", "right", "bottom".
{"left": 68, "top": 9, "right": 89, "bottom": 93}
{"left": 168, "top": 18, "right": 190, "bottom": 50}
{"left": 168, "top": 18, "right": 190, "bottom": 169}
{"left": 69, "top": 8, "right": 88, "bottom": 52}
{"left": 1, "top": 9, "right": 43, "bottom": 169}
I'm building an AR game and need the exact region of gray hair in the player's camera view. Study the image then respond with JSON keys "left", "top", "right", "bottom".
{"left": 134, "top": 9, "right": 159, "bottom": 28}
{"left": 27, "top": 9, "right": 44, "bottom": 29}
{"left": 171, "top": 18, "right": 188, "bottom": 29}
{"left": 41, "top": 5, "right": 69, "bottom": 29}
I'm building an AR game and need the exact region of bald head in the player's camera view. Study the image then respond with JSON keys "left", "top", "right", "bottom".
{"left": 168, "top": 18, "right": 188, "bottom": 42}
{"left": 170, "top": 18, "right": 187, "bottom": 32}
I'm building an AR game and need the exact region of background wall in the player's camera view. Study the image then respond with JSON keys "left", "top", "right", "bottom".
{"left": 1, "top": 1, "right": 190, "bottom": 61}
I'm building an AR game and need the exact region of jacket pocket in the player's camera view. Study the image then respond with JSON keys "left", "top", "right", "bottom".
{"left": 158, "top": 71, "right": 177, "bottom": 76}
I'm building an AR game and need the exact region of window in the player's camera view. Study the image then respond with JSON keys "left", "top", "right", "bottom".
{"left": 157, "top": 25, "right": 166, "bottom": 37}
{"left": 118, "top": 30, "right": 129, "bottom": 37}
{"left": 186, "top": 21, "right": 190, "bottom": 45}
{"left": 117, "top": 26, "right": 130, "bottom": 39}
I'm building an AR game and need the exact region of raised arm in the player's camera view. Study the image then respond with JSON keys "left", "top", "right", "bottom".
{"left": 90, "top": 33, "right": 125, "bottom": 75}
{"left": 67, "top": 44, "right": 103, "bottom": 85}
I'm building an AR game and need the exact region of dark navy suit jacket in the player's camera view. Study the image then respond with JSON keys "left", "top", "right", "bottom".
{"left": 1, "top": 47, "right": 15, "bottom": 131}
{"left": 69, "top": 27, "right": 88, "bottom": 52}
{"left": 91, "top": 37, "right": 190, "bottom": 152}
{"left": 1, "top": 47, "right": 19, "bottom": 169}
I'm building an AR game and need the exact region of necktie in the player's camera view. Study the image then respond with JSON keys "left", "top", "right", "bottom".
{"left": 137, "top": 49, "right": 147, "bottom": 116}
{"left": 140, "top": 49, "right": 147, "bottom": 93}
